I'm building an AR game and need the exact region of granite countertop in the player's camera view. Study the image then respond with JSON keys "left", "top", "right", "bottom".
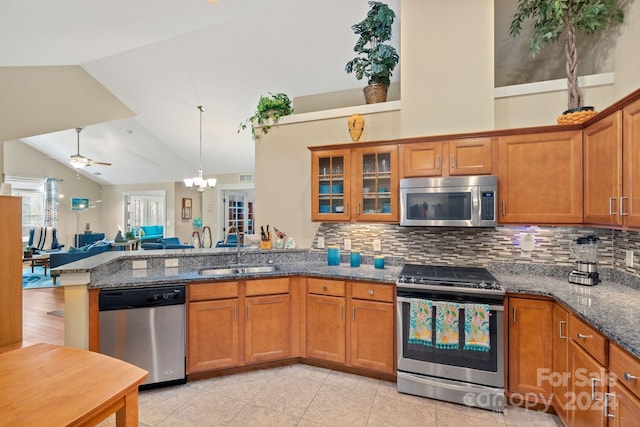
{"left": 492, "top": 267, "right": 640, "bottom": 361}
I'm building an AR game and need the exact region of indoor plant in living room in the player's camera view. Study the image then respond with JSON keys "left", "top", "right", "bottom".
{"left": 510, "top": 0, "right": 624, "bottom": 124}
{"left": 238, "top": 92, "right": 293, "bottom": 141}
{"left": 345, "top": 1, "right": 399, "bottom": 104}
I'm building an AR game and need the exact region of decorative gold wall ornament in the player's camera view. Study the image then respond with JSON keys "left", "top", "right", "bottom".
{"left": 348, "top": 113, "right": 365, "bottom": 141}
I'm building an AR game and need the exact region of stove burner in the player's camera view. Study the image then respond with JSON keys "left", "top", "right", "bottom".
{"left": 396, "top": 264, "right": 503, "bottom": 292}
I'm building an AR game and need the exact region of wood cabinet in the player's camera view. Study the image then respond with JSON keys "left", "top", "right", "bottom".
{"left": 188, "top": 278, "right": 292, "bottom": 373}
{"left": 552, "top": 304, "right": 570, "bottom": 425}
{"left": 584, "top": 98, "right": 640, "bottom": 228}
{"left": 507, "top": 296, "right": 553, "bottom": 401}
{"left": 569, "top": 341, "right": 607, "bottom": 427}
{"left": 310, "top": 145, "right": 398, "bottom": 222}
{"left": 188, "top": 281, "right": 240, "bottom": 373}
{"left": 348, "top": 282, "right": 395, "bottom": 374}
{"left": 608, "top": 381, "right": 640, "bottom": 427}
{"left": 400, "top": 137, "right": 493, "bottom": 178}
{"left": 497, "top": 130, "right": 583, "bottom": 224}
{"left": 607, "top": 343, "right": 640, "bottom": 425}
{"left": 306, "top": 278, "right": 346, "bottom": 363}
{"left": 245, "top": 278, "right": 291, "bottom": 363}
{"left": 0, "top": 196, "right": 22, "bottom": 347}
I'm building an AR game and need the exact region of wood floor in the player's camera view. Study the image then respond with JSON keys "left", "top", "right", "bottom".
{"left": 1, "top": 287, "right": 65, "bottom": 353}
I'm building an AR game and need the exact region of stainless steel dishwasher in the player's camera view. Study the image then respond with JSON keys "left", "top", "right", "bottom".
{"left": 99, "top": 284, "right": 186, "bottom": 389}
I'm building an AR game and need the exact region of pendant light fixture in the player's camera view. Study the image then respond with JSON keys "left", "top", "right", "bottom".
{"left": 184, "top": 105, "right": 217, "bottom": 192}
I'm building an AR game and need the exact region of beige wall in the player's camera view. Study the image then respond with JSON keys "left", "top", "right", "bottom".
{"left": 400, "top": 0, "right": 494, "bottom": 137}
{"left": 3, "top": 140, "right": 103, "bottom": 247}
{"left": 495, "top": 0, "right": 640, "bottom": 129}
{"left": 255, "top": 110, "right": 401, "bottom": 249}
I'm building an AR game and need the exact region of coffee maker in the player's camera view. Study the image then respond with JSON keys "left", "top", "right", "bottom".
{"left": 568, "top": 235, "right": 600, "bottom": 286}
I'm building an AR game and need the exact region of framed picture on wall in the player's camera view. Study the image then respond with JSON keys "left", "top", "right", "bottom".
{"left": 183, "top": 198, "right": 192, "bottom": 208}
{"left": 182, "top": 198, "right": 192, "bottom": 220}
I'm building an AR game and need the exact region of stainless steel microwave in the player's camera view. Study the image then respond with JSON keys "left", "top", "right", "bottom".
{"left": 400, "top": 175, "right": 498, "bottom": 227}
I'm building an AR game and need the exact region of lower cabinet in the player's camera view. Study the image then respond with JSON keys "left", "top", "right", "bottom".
{"left": 608, "top": 343, "right": 640, "bottom": 425}
{"left": 569, "top": 340, "right": 607, "bottom": 427}
{"left": 245, "top": 293, "right": 290, "bottom": 363}
{"left": 552, "top": 304, "right": 570, "bottom": 425}
{"left": 306, "top": 280, "right": 347, "bottom": 363}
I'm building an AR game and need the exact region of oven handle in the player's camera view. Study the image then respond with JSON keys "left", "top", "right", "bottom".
{"left": 397, "top": 296, "right": 504, "bottom": 312}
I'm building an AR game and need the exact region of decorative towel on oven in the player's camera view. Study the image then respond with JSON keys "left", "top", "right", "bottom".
{"left": 464, "top": 303, "right": 490, "bottom": 352}
{"left": 435, "top": 301, "right": 460, "bottom": 349}
{"left": 409, "top": 299, "right": 433, "bottom": 346}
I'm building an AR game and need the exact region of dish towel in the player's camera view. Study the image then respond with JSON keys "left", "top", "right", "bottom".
{"left": 435, "top": 301, "right": 460, "bottom": 349}
{"left": 409, "top": 299, "right": 433, "bottom": 346}
{"left": 464, "top": 303, "right": 491, "bottom": 352}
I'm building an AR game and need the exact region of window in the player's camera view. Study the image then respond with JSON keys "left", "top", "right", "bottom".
{"left": 124, "top": 191, "right": 165, "bottom": 231}
{"left": 6, "top": 176, "right": 49, "bottom": 243}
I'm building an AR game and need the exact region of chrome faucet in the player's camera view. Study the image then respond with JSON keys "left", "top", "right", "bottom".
{"left": 236, "top": 231, "right": 244, "bottom": 265}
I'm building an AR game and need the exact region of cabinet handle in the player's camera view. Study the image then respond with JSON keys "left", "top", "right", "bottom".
{"left": 352, "top": 307, "right": 355, "bottom": 321}
{"left": 436, "top": 155, "right": 441, "bottom": 170}
{"left": 247, "top": 306, "right": 250, "bottom": 320}
{"left": 609, "top": 197, "right": 618, "bottom": 215}
{"left": 591, "top": 378, "right": 602, "bottom": 401}
{"left": 605, "top": 392, "right": 615, "bottom": 418}
{"left": 559, "top": 320, "right": 567, "bottom": 339}
{"left": 368, "top": 289, "right": 374, "bottom": 296}
{"left": 322, "top": 286, "right": 328, "bottom": 292}
{"left": 345, "top": 203, "right": 349, "bottom": 215}
{"left": 577, "top": 332, "right": 592, "bottom": 339}
{"left": 340, "top": 305, "right": 343, "bottom": 320}
{"left": 450, "top": 154, "right": 456, "bottom": 169}
{"left": 357, "top": 202, "right": 360, "bottom": 215}
{"left": 502, "top": 201, "right": 506, "bottom": 216}
{"left": 620, "top": 196, "right": 629, "bottom": 216}
{"left": 624, "top": 372, "right": 638, "bottom": 381}
{"left": 512, "top": 307, "right": 516, "bottom": 323}
{"left": 234, "top": 305, "right": 237, "bottom": 321}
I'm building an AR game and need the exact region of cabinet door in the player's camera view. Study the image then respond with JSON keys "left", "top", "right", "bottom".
{"left": 245, "top": 294, "right": 290, "bottom": 363}
{"left": 311, "top": 149, "right": 351, "bottom": 221}
{"left": 498, "top": 130, "right": 583, "bottom": 224}
{"left": 353, "top": 146, "right": 399, "bottom": 222}
{"left": 569, "top": 341, "right": 606, "bottom": 427}
{"left": 400, "top": 142, "right": 443, "bottom": 177}
{"left": 552, "top": 304, "right": 570, "bottom": 425}
{"left": 507, "top": 297, "right": 553, "bottom": 398}
{"left": 609, "top": 382, "right": 640, "bottom": 427}
{"left": 0, "top": 197, "right": 22, "bottom": 347}
{"left": 188, "top": 299, "right": 239, "bottom": 373}
{"left": 583, "top": 111, "right": 623, "bottom": 226}
{"left": 623, "top": 98, "right": 640, "bottom": 228}
{"left": 349, "top": 299, "right": 394, "bottom": 374}
{"left": 449, "top": 138, "right": 494, "bottom": 176}
{"left": 306, "top": 294, "right": 346, "bottom": 363}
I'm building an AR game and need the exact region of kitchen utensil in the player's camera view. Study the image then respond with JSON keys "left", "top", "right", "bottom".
{"left": 568, "top": 235, "right": 600, "bottom": 285}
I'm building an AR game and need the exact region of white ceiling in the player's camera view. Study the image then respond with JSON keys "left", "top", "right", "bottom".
{"left": 1, "top": 0, "right": 401, "bottom": 185}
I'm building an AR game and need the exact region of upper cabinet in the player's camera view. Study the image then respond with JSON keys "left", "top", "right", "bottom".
{"left": 583, "top": 98, "right": 640, "bottom": 228}
{"left": 497, "top": 130, "right": 583, "bottom": 224}
{"left": 400, "top": 137, "right": 494, "bottom": 178}
{"left": 311, "top": 145, "right": 398, "bottom": 223}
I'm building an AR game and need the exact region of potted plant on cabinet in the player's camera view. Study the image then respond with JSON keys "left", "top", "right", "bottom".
{"left": 510, "top": 0, "right": 624, "bottom": 124}
{"left": 345, "top": 1, "right": 399, "bottom": 104}
{"left": 238, "top": 92, "right": 293, "bottom": 141}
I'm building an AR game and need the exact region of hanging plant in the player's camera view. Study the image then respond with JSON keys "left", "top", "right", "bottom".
{"left": 238, "top": 92, "right": 293, "bottom": 141}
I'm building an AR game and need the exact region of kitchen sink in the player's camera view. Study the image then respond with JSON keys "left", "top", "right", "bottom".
{"left": 199, "top": 265, "right": 279, "bottom": 276}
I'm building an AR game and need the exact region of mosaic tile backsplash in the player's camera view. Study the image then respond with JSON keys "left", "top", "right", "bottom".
{"left": 311, "top": 223, "right": 640, "bottom": 278}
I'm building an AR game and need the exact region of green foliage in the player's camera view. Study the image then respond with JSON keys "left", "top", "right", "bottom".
{"left": 238, "top": 92, "right": 293, "bottom": 141}
{"left": 510, "top": 0, "right": 624, "bottom": 57}
{"left": 345, "top": 1, "right": 399, "bottom": 87}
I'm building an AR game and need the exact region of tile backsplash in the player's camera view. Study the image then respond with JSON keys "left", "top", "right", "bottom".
{"left": 312, "top": 223, "right": 640, "bottom": 277}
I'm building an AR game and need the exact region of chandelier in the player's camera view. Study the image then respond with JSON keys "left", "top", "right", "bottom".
{"left": 184, "top": 105, "right": 217, "bottom": 192}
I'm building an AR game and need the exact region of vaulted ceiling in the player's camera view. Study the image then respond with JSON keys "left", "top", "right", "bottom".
{"left": 2, "top": 0, "right": 401, "bottom": 185}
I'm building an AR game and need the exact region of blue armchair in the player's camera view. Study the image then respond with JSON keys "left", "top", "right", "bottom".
{"left": 133, "top": 225, "right": 164, "bottom": 243}
{"left": 27, "top": 227, "right": 64, "bottom": 254}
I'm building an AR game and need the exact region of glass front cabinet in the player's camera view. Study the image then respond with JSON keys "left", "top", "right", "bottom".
{"left": 311, "top": 145, "right": 398, "bottom": 222}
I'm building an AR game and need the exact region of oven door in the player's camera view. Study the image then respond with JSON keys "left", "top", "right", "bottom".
{"left": 396, "top": 294, "right": 504, "bottom": 388}
{"left": 400, "top": 185, "right": 478, "bottom": 227}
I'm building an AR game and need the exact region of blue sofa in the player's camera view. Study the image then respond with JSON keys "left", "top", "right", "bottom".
{"left": 141, "top": 237, "right": 194, "bottom": 250}
{"left": 49, "top": 240, "right": 112, "bottom": 284}
{"left": 133, "top": 225, "right": 164, "bottom": 243}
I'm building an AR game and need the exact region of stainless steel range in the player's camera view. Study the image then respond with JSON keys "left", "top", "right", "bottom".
{"left": 396, "top": 264, "right": 506, "bottom": 412}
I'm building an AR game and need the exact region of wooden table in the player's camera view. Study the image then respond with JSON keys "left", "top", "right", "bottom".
{"left": 22, "top": 253, "right": 50, "bottom": 275}
{"left": 0, "top": 343, "right": 148, "bottom": 426}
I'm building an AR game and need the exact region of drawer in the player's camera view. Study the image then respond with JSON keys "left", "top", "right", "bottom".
{"left": 569, "top": 314, "right": 607, "bottom": 365}
{"left": 350, "top": 282, "right": 394, "bottom": 303}
{"left": 307, "top": 278, "right": 345, "bottom": 297}
{"left": 189, "top": 281, "right": 239, "bottom": 301}
{"left": 610, "top": 343, "right": 640, "bottom": 400}
{"left": 245, "top": 277, "right": 290, "bottom": 296}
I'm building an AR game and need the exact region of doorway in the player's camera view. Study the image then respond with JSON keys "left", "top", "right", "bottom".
{"left": 222, "top": 191, "right": 254, "bottom": 242}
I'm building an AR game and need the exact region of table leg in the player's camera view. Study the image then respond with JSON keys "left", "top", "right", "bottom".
{"left": 115, "top": 389, "right": 139, "bottom": 427}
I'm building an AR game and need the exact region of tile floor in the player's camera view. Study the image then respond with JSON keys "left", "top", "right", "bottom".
{"left": 98, "top": 364, "right": 563, "bottom": 426}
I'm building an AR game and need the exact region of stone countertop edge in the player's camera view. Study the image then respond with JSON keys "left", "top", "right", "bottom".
{"left": 489, "top": 262, "right": 640, "bottom": 361}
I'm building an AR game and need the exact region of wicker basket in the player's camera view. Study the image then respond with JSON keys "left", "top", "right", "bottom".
{"left": 557, "top": 108, "right": 598, "bottom": 125}
{"left": 363, "top": 84, "right": 388, "bottom": 104}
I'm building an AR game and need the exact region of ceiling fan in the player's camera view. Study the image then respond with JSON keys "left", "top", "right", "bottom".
{"left": 69, "top": 127, "right": 112, "bottom": 169}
